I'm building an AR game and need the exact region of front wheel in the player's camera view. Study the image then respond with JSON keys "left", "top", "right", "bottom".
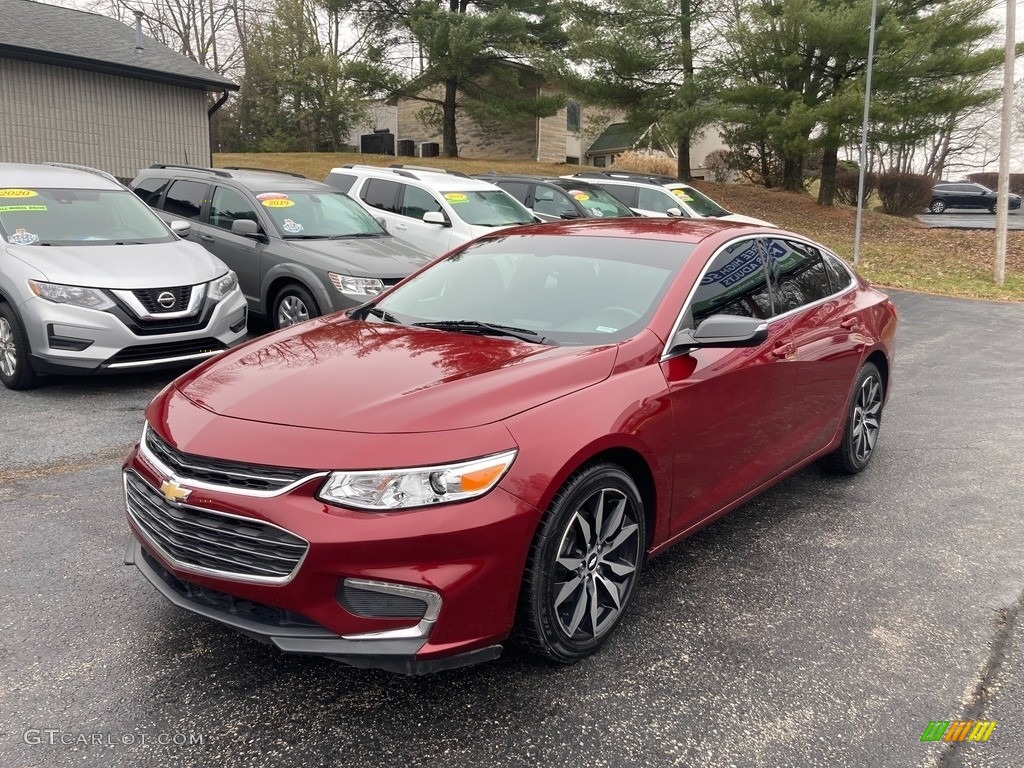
{"left": 0, "top": 302, "right": 39, "bottom": 390}
{"left": 823, "top": 362, "right": 884, "bottom": 475}
{"left": 272, "top": 284, "right": 320, "bottom": 330}
{"left": 989, "top": 202, "right": 998, "bottom": 214}
{"left": 929, "top": 199, "right": 946, "bottom": 214}
{"left": 515, "top": 464, "right": 646, "bottom": 664}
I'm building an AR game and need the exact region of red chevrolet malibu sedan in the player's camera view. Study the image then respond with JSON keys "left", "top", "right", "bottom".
{"left": 123, "top": 218, "right": 896, "bottom": 674}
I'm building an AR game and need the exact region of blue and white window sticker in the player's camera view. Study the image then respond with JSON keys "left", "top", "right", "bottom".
{"left": 281, "top": 218, "right": 304, "bottom": 234}
{"left": 8, "top": 228, "right": 40, "bottom": 245}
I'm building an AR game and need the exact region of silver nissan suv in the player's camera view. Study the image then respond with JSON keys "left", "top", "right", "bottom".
{"left": 0, "top": 163, "right": 247, "bottom": 390}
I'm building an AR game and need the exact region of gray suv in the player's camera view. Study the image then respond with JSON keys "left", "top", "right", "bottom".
{"left": 0, "top": 162, "right": 247, "bottom": 390}
{"left": 131, "top": 166, "right": 432, "bottom": 329}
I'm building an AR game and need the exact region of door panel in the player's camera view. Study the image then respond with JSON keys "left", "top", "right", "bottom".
{"left": 207, "top": 186, "right": 265, "bottom": 310}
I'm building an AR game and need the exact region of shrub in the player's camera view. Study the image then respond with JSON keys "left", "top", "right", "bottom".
{"left": 834, "top": 168, "right": 876, "bottom": 207}
{"left": 876, "top": 172, "right": 933, "bottom": 217}
{"left": 610, "top": 151, "right": 678, "bottom": 178}
{"left": 704, "top": 150, "right": 732, "bottom": 182}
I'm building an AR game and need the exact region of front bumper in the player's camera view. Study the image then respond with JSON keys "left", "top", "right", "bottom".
{"left": 21, "top": 289, "right": 247, "bottom": 375}
{"left": 123, "top": 437, "right": 541, "bottom": 674}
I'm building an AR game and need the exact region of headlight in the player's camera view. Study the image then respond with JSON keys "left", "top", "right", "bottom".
{"left": 208, "top": 271, "right": 238, "bottom": 300}
{"left": 318, "top": 450, "right": 517, "bottom": 510}
{"left": 28, "top": 280, "right": 114, "bottom": 310}
{"left": 329, "top": 273, "right": 384, "bottom": 296}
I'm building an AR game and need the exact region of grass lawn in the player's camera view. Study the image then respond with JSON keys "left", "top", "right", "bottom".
{"left": 215, "top": 152, "right": 1024, "bottom": 302}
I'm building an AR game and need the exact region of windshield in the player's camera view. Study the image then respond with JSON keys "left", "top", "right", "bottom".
{"left": 442, "top": 190, "right": 534, "bottom": 227}
{"left": 372, "top": 234, "right": 689, "bottom": 345}
{"left": 255, "top": 190, "right": 386, "bottom": 238}
{"left": 0, "top": 187, "right": 173, "bottom": 246}
{"left": 668, "top": 186, "right": 730, "bottom": 217}
{"left": 552, "top": 182, "right": 635, "bottom": 218}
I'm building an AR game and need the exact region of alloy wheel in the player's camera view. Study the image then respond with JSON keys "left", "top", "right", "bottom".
{"left": 551, "top": 487, "right": 642, "bottom": 642}
{"left": 277, "top": 296, "right": 310, "bottom": 327}
{"left": 851, "top": 373, "right": 882, "bottom": 464}
{"left": 0, "top": 316, "right": 17, "bottom": 378}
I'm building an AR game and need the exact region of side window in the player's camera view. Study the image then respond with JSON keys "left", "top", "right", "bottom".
{"left": 163, "top": 180, "right": 208, "bottom": 220}
{"left": 638, "top": 187, "right": 685, "bottom": 216}
{"left": 599, "top": 184, "right": 636, "bottom": 208}
{"left": 689, "top": 238, "right": 772, "bottom": 328}
{"left": 132, "top": 177, "right": 168, "bottom": 207}
{"left": 209, "top": 187, "right": 258, "bottom": 231}
{"left": 532, "top": 187, "right": 574, "bottom": 217}
{"left": 495, "top": 181, "right": 530, "bottom": 206}
{"left": 822, "top": 252, "right": 853, "bottom": 293}
{"left": 399, "top": 185, "right": 443, "bottom": 220}
{"left": 360, "top": 179, "right": 401, "bottom": 213}
{"left": 325, "top": 172, "right": 357, "bottom": 194}
{"left": 764, "top": 238, "right": 832, "bottom": 315}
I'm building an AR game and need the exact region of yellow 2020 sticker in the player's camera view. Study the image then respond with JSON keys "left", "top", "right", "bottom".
{"left": 444, "top": 193, "right": 468, "bottom": 203}
{"left": 262, "top": 199, "right": 295, "bottom": 208}
{"left": 672, "top": 189, "right": 694, "bottom": 201}
{"left": 0, "top": 189, "right": 39, "bottom": 198}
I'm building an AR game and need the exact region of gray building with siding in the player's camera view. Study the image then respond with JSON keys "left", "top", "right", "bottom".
{"left": 0, "top": 0, "right": 237, "bottom": 180}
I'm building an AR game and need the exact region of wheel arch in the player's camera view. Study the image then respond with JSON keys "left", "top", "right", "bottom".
{"left": 865, "top": 349, "right": 889, "bottom": 402}
{"left": 262, "top": 266, "right": 329, "bottom": 318}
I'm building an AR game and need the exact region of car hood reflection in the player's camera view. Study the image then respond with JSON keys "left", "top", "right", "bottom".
{"left": 177, "top": 318, "right": 617, "bottom": 433}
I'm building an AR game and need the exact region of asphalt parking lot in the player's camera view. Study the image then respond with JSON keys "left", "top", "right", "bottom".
{"left": 917, "top": 208, "right": 1024, "bottom": 230}
{"left": 0, "top": 290, "right": 1022, "bottom": 768}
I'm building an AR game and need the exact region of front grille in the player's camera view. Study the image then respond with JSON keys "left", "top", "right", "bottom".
{"left": 140, "top": 546, "right": 322, "bottom": 628}
{"left": 106, "top": 295, "right": 215, "bottom": 336}
{"left": 125, "top": 472, "right": 308, "bottom": 581}
{"left": 144, "top": 427, "right": 314, "bottom": 492}
{"left": 133, "top": 285, "right": 198, "bottom": 314}
{"left": 339, "top": 583, "right": 428, "bottom": 619}
{"left": 106, "top": 338, "right": 225, "bottom": 365}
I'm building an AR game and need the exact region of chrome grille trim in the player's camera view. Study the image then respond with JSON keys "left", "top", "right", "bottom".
{"left": 140, "top": 423, "right": 327, "bottom": 498}
{"left": 124, "top": 471, "right": 309, "bottom": 585}
{"left": 110, "top": 284, "right": 205, "bottom": 320}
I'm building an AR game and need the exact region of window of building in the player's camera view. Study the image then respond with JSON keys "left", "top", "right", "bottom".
{"left": 567, "top": 102, "right": 581, "bottom": 133}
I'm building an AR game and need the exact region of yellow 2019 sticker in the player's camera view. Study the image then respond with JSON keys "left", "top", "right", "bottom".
{"left": 262, "top": 199, "right": 295, "bottom": 208}
{"left": 444, "top": 193, "right": 468, "bottom": 203}
{"left": 0, "top": 204, "right": 47, "bottom": 212}
{"left": 0, "top": 189, "right": 39, "bottom": 198}
{"left": 573, "top": 193, "right": 590, "bottom": 201}
{"left": 672, "top": 189, "right": 694, "bottom": 201}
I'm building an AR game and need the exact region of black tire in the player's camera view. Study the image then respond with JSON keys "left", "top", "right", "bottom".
{"left": 272, "top": 284, "right": 320, "bottom": 330}
{"left": 929, "top": 199, "right": 946, "bottom": 214}
{"left": 0, "top": 302, "right": 39, "bottom": 390}
{"left": 822, "top": 362, "right": 884, "bottom": 475}
{"left": 516, "top": 463, "right": 646, "bottom": 664}
{"left": 989, "top": 202, "right": 998, "bottom": 214}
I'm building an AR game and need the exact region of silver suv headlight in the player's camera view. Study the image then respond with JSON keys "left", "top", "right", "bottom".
{"left": 317, "top": 450, "right": 517, "bottom": 510}
{"left": 28, "top": 280, "right": 114, "bottom": 310}
{"left": 208, "top": 271, "right": 238, "bottom": 301}
{"left": 329, "top": 273, "right": 384, "bottom": 296}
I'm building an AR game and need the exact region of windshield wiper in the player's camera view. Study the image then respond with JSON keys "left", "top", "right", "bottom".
{"left": 412, "top": 320, "right": 551, "bottom": 344}
{"left": 362, "top": 306, "right": 400, "bottom": 323}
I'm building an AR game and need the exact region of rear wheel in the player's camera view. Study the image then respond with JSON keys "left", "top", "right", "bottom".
{"left": 929, "top": 199, "right": 946, "bottom": 214}
{"left": 989, "top": 202, "right": 998, "bottom": 214}
{"left": 516, "top": 464, "right": 646, "bottom": 663}
{"left": 823, "top": 362, "right": 883, "bottom": 475}
{"left": 0, "top": 302, "right": 39, "bottom": 390}
{"left": 272, "top": 284, "right": 320, "bottom": 330}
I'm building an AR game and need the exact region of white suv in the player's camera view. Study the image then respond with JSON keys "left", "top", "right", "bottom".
{"left": 325, "top": 165, "right": 536, "bottom": 256}
{"left": 561, "top": 171, "right": 774, "bottom": 226}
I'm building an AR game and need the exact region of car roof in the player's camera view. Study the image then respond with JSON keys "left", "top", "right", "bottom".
{"left": 480, "top": 174, "right": 610, "bottom": 191}
{"left": 136, "top": 165, "right": 342, "bottom": 193}
{"left": 0, "top": 161, "right": 122, "bottom": 190}
{"left": 329, "top": 164, "right": 503, "bottom": 192}
{"left": 474, "top": 216, "right": 769, "bottom": 244}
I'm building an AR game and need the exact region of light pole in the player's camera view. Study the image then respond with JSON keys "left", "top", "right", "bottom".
{"left": 853, "top": 0, "right": 879, "bottom": 266}
{"left": 993, "top": 0, "right": 1015, "bottom": 286}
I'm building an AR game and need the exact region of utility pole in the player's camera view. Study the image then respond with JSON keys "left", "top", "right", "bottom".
{"left": 853, "top": 0, "right": 879, "bottom": 266}
{"left": 994, "top": 0, "right": 1015, "bottom": 285}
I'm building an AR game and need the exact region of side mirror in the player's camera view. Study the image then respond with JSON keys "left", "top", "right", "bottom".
{"left": 423, "top": 211, "right": 449, "bottom": 226}
{"left": 666, "top": 207, "right": 685, "bottom": 217}
{"left": 169, "top": 220, "right": 191, "bottom": 237}
{"left": 375, "top": 216, "right": 388, "bottom": 232}
{"left": 670, "top": 315, "right": 768, "bottom": 353}
{"left": 231, "top": 219, "right": 260, "bottom": 237}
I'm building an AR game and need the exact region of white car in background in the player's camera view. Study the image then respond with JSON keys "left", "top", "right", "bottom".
{"left": 325, "top": 165, "right": 536, "bottom": 256}
{"left": 561, "top": 171, "right": 775, "bottom": 226}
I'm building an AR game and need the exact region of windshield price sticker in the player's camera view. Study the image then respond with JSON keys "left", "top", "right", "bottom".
{"left": 263, "top": 199, "right": 295, "bottom": 208}
{"left": 0, "top": 189, "right": 39, "bottom": 198}
{"left": 256, "top": 192, "right": 289, "bottom": 201}
{"left": 672, "top": 189, "right": 694, "bottom": 201}
{"left": 0, "top": 204, "right": 47, "bottom": 212}
{"left": 444, "top": 193, "right": 469, "bottom": 204}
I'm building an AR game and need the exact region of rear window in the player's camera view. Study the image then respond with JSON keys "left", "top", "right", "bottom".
{"left": 0, "top": 187, "right": 172, "bottom": 246}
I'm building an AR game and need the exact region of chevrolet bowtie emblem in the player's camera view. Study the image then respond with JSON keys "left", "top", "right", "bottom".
{"left": 160, "top": 480, "right": 191, "bottom": 503}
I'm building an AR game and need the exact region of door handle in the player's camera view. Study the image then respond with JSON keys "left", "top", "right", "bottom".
{"left": 394, "top": 222, "right": 407, "bottom": 230}
{"left": 840, "top": 316, "right": 860, "bottom": 330}
{"left": 199, "top": 234, "right": 215, "bottom": 243}
{"left": 771, "top": 343, "right": 794, "bottom": 359}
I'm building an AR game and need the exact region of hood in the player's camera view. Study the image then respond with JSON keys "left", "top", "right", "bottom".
{"left": 282, "top": 236, "right": 432, "bottom": 278}
{"left": 719, "top": 213, "right": 775, "bottom": 227}
{"left": 176, "top": 318, "right": 617, "bottom": 433}
{"left": 6, "top": 239, "right": 226, "bottom": 289}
